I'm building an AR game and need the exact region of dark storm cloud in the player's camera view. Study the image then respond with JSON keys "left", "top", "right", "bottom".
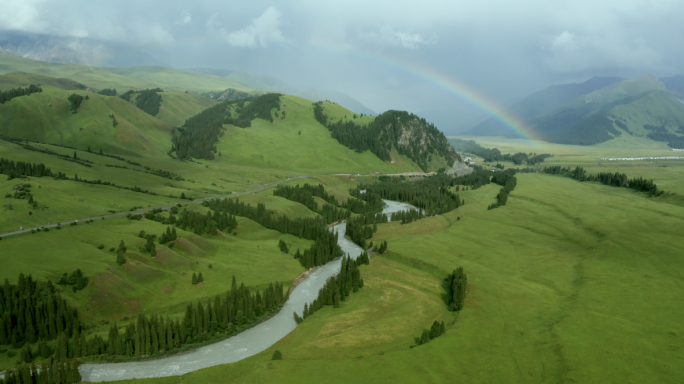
{"left": 2, "top": 0, "right": 683, "bottom": 132}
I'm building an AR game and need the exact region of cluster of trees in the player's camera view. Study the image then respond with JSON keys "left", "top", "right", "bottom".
{"left": 300, "top": 256, "right": 364, "bottom": 320}
{"left": 445, "top": 267, "right": 467, "bottom": 311}
{"left": 0, "top": 158, "right": 54, "bottom": 180}
{"left": 175, "top": 208, "right": 238, "bottom": 236}
{"left": 203, "top": 198, "right": 343, "bottom": 269}
{"left": 116, "top": 241, "right": 127, "bottom": 266}
{"left": 352, "top": 174, "right": 463, "bottom": 216}
{"left": 98, "top": 89, "right": 117, "bottom": 96}
{"left": 159, "top": 226, "right": 179, "bottom": 244}
{"left": 191, "top": 273, "right": 204, "bottom": 285}
{"left": 453, "top": 166, "right": 492, "bottom": 189}
{"left": 0, "top": 274, "right": 81, "bottom": 349}
{"left": 413, "top": 320, "right": 446, "bottom": 347}
{"left": 391, "top": 209, "right": 425, "bottom": 224}
{"left": 314, "top": 104, "right": 460, "bottom": 171}
{"left": 0, "top": 359, "right": 82, "bottom": 384}
{"left": 278, "top": 239, "right": 289, "bottom": 253}
{"left": 0, "top": 84, "right": 42, "bottom": 105}
{"left": 56, "top": 270, "right": 88, "bottom": 293}
{"left": 67, "top": 94, "right": 84, "bottom": 114}
{"left": 135, "top": 89, "right": 164, "bottom": 116}
{"left": 172, "top": 94, "right": 282, "bottom": 160}
{"left": 376, "top": 241, "right": 388, "bottom": 254}
{"left": 488, "top": 169, "right": 517, "bottom": 210}
{"left": 345, "top": 213, "right": 387, "bottom": 249}
{"left": 543, "top": 166, "right": 663, "bottom": 196}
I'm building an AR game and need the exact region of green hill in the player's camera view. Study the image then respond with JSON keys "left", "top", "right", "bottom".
{"left": 0, "top": 54, "right": 253, "bottom": 93}
{"left": 0, "top": 87, "right": 172, "bottom": 156}
{"left": 0, "top": 71, "right": 86, "bottom": 91}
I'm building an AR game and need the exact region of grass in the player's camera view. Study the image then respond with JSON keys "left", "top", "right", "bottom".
{"left": 100, "top": 171, "right": 684, "bottom": 383}
{"left": 0, "top": 55, "right": 253, "bottom": 93}
{"left": 451, "top": 135, "right": 684, "bottom": 194}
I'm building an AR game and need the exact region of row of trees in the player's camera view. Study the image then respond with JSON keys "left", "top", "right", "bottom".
{"left": 413, "top": 320, "right": 446, "bottom": 347}
{"left": 3, "top": 272, "right": 288, "bottom": 369}
{"left": 0, "top": 84, "right": 42, "bottom": 105}
{"left": 488, "top": 169, "right": 517, "bottom": 210}
{"left": 445, "top": 267, "right": 467, "bottom": 311}
{"left": 0, "top": 158, "right": 54, "bottom": 180}
{"left": 543, "top": 166, "right": 663, "bottom": 196}
{"left": 300, "top": 256, "right": 364, "bottom": 321}
{"left": 0, "top": 359, "right": 82, "bottom": 384}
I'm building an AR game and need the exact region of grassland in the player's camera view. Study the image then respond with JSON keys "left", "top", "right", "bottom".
{"left": 0, "top": 54, "right": 252, "bottom": 93}
{"left": 100, "top": 169, "right": 684, "bottom": 384}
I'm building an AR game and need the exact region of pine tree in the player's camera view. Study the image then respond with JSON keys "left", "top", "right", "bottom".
{"left": 192, "top": 273, "right": 198, "bottom": 285}
{"left": 272, "top": 350, "right": 282, "bottom": 360}
{"left": 198, "top": 272, "right": 204, "bottom": 283}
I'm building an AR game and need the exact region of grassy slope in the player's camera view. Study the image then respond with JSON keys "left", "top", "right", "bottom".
{"left": 108, "top": 171, "right": 684, "bottom": 384}
{"left": 214, "top": 95, "right": 422, "bottom": 174}
{"left": 0, "top": 87, "right": 172, "bottom": 156}
{"left": 154, "top": 92, "right": 216, "bottom": 128}
{"left": 0, "top": 71, "right": 85, "bottom": 90}
{"left": 0, "top": 54, "right": 252, "bottom": 93}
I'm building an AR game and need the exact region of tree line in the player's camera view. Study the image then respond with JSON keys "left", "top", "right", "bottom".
{"left": 0, "top": 158, "right": 54, "bottom": 180}
{"left": 298, "top": 256, "right": 365, "bottom": 322}
{"left": 488, "top": 169, "right": 517, "bottom": 210}
{"left": 542, "top": 166, "right": 663, "bottom": 196}
{"left": 314, "top": 103, "right": 461, "bottom": 171}
{"left": 0, "top": 84, "right": 42, "bottom": 105}
{"left": 1, "top": 272, "right": 288, "bottom": 368}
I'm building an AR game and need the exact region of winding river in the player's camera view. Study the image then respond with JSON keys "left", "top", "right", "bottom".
{"left": 71, "top": 200, "right": 414, "bottom": 381}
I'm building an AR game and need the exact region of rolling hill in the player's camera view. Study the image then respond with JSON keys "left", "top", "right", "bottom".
{"left": 0, "top": 53, "right": 254, "bottom": 93}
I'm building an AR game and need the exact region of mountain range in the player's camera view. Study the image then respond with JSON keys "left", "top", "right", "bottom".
{"left": 465, "top": 75, "right": 684, "bottom": 148}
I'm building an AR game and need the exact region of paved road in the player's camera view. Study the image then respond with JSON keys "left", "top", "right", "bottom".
{"left": 0, "top": 175, "right": 310, "bottom": 239}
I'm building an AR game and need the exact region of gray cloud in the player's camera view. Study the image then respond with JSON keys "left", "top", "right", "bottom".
{"left": 1, "top": 0, "right": 682, "bottom": 133}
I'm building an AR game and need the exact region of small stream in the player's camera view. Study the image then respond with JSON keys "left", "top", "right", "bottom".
{"left": 70, "top": 200, "right": 415, "bottom": 381}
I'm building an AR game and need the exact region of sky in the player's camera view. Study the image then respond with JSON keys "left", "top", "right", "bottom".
{"left": 1, "top": 0, "right": 683, "bottom": 133}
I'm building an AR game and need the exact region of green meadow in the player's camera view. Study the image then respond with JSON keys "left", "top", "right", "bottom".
{"left": 2, "top": 58, "right": 683, "bottom": 382}
{"left": 98, "top": 168, "right": 684, "bottom": 384}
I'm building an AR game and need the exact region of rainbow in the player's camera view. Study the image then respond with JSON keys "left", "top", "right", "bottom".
{"left": 308, "top": 38, "right": 541, "bottom": 143}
